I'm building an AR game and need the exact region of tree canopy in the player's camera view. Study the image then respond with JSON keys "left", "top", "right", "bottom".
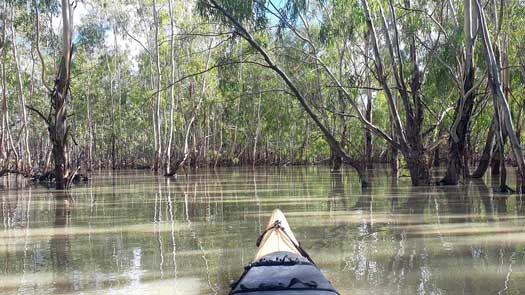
{"left": 1, "top": 0, "right": 525, "bottom": 190}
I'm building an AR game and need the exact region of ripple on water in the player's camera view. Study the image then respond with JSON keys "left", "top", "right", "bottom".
{"left": 1, "top": 166, "right": 525, "bottom": 295}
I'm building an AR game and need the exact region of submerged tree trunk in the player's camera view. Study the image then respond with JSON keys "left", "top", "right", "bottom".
{"left": 390, "top": 79, "right": 399, "bottom": 177}
{"left": 441, "top": 68, "right": 476, "bottom": 184}
{"left": 51, "top": 0, "right": 74, "bottom": 189}
{"left": 252, "top": 88, "right": 262, "bottom": 167}
{"left": 406, "top": 149, "right": 431, "bottom": 186}
{"left": 152, "top": 0, "right": 162, "bottom": 173}
{"left": 476, "top": 0, "right": 525, "bottom": 191}
{"left": 165, "top": 0, "right": 176, "bottom": 175}
{"left": 361, "top": 0, "right": 431, "bottom": 185}
{"left": 86, "top": 75, "right": 93, "bottom": 171}
{"left": 491, "top": 150, "right": 499, "bottom": 174}
{"left": 441, "top": 0, "right": 478, "bottom": 185}
{"left": 493, "top": 106, "right": 507, "bottom": 190}
{"left": 105, "top": 52, "right": 116, "bottom": 169}
{"left": 168, "top": 32, "right": 215, "bottom": 176}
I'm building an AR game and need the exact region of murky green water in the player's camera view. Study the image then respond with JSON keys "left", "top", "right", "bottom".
{"left": 1, "top": 167, "right": 525, "bottom": 294}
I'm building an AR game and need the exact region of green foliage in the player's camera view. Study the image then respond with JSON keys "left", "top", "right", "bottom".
{"left": 197, "top": 0, "right": 268, "bottom": 29}
{"left": 76, "top": 18, "right": 107, "bottom": 52}
{"left": 3, "top": 0, "right": 525, "bottom": 172}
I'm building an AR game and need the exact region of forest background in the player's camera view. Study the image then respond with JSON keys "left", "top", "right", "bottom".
{"left": 1, "top": 0, "right": 525, "bottom": 191}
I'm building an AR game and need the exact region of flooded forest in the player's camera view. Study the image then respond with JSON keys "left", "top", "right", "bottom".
{"left": 2, "top": 0, "right": 525, "bottom": 294}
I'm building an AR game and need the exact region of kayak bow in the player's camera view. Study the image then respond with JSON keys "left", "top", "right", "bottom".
{"left": 230, "top": 209, "right": 340, "bottom": 295}
{"left": 254, "top": 208, "right": 302, "bottom": 260}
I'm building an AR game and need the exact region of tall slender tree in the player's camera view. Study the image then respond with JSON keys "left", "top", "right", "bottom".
{"left": 475, "top": 0, "right": 525, "bottom": 191}
{"left": 152, "top": 0, "right": 163, "bottom": 173}
{"left": 30, "top": 0, "right": 75, "bottom": 189}
{"left": 10, "top": 4, "right": 31, "bottom": 172}
{"left": 441, "top": 0, "right": 479, "bottom": 185}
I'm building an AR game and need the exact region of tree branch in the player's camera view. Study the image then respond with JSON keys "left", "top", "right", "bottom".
{"left": 26, "top": 105, "right": 50, "bottom": 126}
{"left": 33, "top": 0, "right": 52, "bottom": 93}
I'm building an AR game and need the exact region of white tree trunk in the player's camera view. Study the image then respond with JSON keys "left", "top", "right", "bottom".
{"left": 10, "top": 5, "right": 31, "bottom": 171}
{"left": 166, "top": 0, "right": 176, "bottom": 175}
{"left": 476, "top": 0, "right": 525, "bottom": 181}
{"left": 153, "top": 0, "right": 163, "bottom": 173}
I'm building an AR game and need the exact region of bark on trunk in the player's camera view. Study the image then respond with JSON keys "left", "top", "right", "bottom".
{"left": 390, "top": 78, "right": 399, "bottom": 177}
{"left": 360, "top": 0, "right": 431, "bottom": 186}
{"left": 471, "top": 120, "right": 495, "bottom": 178}
{"left": 476, "top": 0, "right": 525, "bottom": 191}
{"left": 441, "top": 64, "right": 476, "bottom": 184}
{"left": 331, "top": 153, "right": 342, "bottom": 172}
{"left": 432, "top": 145, "right": 440, "bottom": 167}
{"left": 364, "top": 32, "right": 373, "bottom": 169}
{"left": 86, "top": 74, "right": 93, "bottom": 171}
{"left": 10, "top": 4, "right": 32, "bottom": 172}
{"left": 441, "top": 0, "right": 478, "bottom": 184}
{"left": 406, "top": 153, "right": 431, "bottom": 186}
{"left": 50, "top": 0, "right": 74, "bottom": 189}
{"left": 105, "top": 52, "right": 116, "bottom": 169}
{"left": 491, "top": 141, "right": 502, "bottom": 175}
{"left": 153, "top": 0, "right": 162, "bottom": 173}
{"left": 365, "top": 85, "right": 373, "bottom": 169}
{"left": 165, "top": 0, "right": 176, "bottom": 175}
{"left": 0, "top": 1, "right": 7, "bottom": 163}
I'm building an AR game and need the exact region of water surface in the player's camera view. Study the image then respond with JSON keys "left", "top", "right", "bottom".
{"left": 1, "top": 167, "right": 525, "bottom": 294}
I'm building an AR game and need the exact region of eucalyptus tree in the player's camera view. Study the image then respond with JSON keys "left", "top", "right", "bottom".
{"left": 475, "top": 0, "right": 525, "bottom": 191}
{"left": 198, "top": 0, "right": 370, "bottom": 187}
{"left": 3, "top": 0, "right": 525, "bottom": 190}
{"left": 275, "top": 0, "right": 452, "bottom": 185}
{"left": 359, "top": 0, "right": 457, "bottom": 185}
{"left": 30, "top": 0, "right": 75, "bottom": 189}
{"left": 152, "top": 0, "right": 163, "bottom": 173}
{"left": 9, "top": 3, "right": 31, "bottom": 172}
{"left": 53, "top": 0, "right": 75, "bottom": 188}
{"left": 441, "top": 0, "right": 480, "bottom": 185}
{"left": 0, "top": 1, "right": 8, "bottom": 167}
{"left": 165, "top": 0, "right": 177, "bottom": 175}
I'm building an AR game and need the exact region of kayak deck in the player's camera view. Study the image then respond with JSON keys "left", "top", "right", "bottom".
{"left": 230, "top": 209, "right": 340, "bottom": 295}
{"left": 254, "top": 208, "right": 302, "bottom": 260}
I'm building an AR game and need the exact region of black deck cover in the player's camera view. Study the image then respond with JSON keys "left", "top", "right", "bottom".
{"left": 230, "top": 251, "right": 340, "bottom": 295}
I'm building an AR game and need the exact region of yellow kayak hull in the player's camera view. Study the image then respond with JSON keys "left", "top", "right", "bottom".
{"left": 254, "top": 208, "right": 302, "bottom": 261}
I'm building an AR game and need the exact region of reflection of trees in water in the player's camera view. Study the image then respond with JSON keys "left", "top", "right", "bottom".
{"left": 337, "top": 182, "right": 525, "bottom": 294}
{"left": 379, "top": 188, "right": 433, "bottom": 293}
{"left": 166, "top": 178, "right": 178, "bottom": 286}
{"left": 329, "top": 172, "right": 347, "bottom": 210}
{"left": 1, "top": 188, "right": 33, "bottom": 229}
{"left": 517, "top": 195, "right": 525, "bottom": 216}
{"left": 182, "top": 178, "right": 218, "bottom": 294}
{"left": 474, "top": 179, "right": 509, "bottom": 219}
{"left": 4, "top": 169, "right": 525, "bottom": 294}
{"left": 49, "top": 192, "right": 73, "bottom": 293}
{"left": 154, "top": 178, "right": 165, "bottom": 279}
{"left": 0, "top": 190, "right": 74, "bottom": 293}
{"left": 1, "top": 189, "right": 34, "bottom": 285}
